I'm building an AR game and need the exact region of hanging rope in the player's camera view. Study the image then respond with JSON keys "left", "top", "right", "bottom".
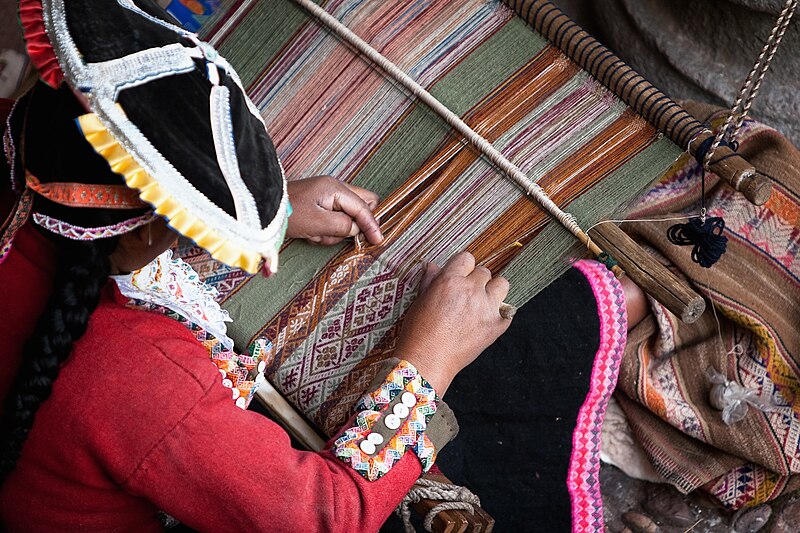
{"left": 396, "top": 478, "right": 482, "bottom": 533}
{"left": 704, "top": 0, "right": 797, "bottom": 168}
{"left": 292, "top": 0, "right": 614, "bottom": 266}
{"left": 671, "top": 0, "right": 795, "bottom": 268}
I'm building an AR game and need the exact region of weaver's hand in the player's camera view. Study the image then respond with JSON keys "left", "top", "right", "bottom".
{"left": 396, "top": 252, "right": 512, "bottom": 395}
{"left": 286, "top": 176, "right": 383, "bottom": 246}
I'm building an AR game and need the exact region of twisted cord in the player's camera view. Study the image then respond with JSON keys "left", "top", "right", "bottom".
{"left": 730, "top": 0, "right": 797, "bottom": 140}
{"left": 396, "top": 478, "right": 482, "bottom": 533}
{"left": 704, "top": 0, "right": 797, "bottom": 167}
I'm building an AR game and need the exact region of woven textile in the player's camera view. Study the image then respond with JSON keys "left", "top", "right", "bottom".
{"left": 181, "top": 0, "right": 678, "bottom": 434}
{"left": 617, "top": 102, "right": 800, "bottom": 510}
{"left": 173, "top": 3, "right": 691, "bottom": 530}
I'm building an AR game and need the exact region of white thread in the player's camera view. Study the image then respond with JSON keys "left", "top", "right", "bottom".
{"left": 585, "top": 216, "right": 692, "bottom": 235}
{"left": 292, "top": 0, "right": 585, "bottom": 243}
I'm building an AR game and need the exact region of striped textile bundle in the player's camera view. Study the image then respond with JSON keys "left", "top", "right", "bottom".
{"left": 181, "top": 0, "right": 682, "bottom": 436}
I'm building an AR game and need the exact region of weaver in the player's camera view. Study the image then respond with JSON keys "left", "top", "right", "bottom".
{"left": 170, "top": 0, "right": 767, "bottom": 530}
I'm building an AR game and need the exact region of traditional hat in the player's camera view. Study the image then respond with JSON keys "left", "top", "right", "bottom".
{"left": 2, "top": 0, "right": 288, "bottom": 274}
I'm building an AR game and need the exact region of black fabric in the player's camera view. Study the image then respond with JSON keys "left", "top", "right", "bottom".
{"left": 119, "top": 70, "right": 283, "bottom": 224}
{"left": 56, "top": 0, "right": 282, "bottom": 227}
{"left": 119, "top": 72, "right": 239, "bottom": 218}
{"left": 10, "top": 82, "right": 149, "bottom": 228}
{"left": 382, "top": 268, "right": 601, "bottom": 533}
{"left": 67, "top": 0, "right": 176, "bottom": 63}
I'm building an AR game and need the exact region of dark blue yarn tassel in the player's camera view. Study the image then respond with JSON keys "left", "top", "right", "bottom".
{"left": 667, "top": 216, "right": 728, "bottom": 268}
{"left": 666, "top": 134, "right": 736, "bottom": 268}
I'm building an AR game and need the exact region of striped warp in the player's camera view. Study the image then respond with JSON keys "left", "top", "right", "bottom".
{"left": 182, "top": 0, "right": 682, "bottom": 436}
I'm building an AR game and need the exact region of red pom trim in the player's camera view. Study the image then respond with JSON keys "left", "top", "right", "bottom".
{"left": 19, "top": 0, "right": 64, "bottom": 88}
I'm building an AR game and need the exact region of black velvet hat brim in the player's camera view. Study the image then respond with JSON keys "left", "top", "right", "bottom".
{"left": 65, "top": 0, "right": 282, "bottom": 226}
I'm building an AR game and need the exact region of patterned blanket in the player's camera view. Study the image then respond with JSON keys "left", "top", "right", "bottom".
{"left": 617, "top": 101, "right": 800, "bottom": 510}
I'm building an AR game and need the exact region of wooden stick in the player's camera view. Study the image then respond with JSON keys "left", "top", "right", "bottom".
{"left": 499, "top": 303, "right": 517, "bottom": 320}
{"left": 588, "top": 222, "right": 706, "bottom": 324}
{"left": 255, "top": 380, "right": 327, "bottom": 452}
{"left": 254, "top": 380, "right": 494, "bottom": 532}
{"left": 293, "top": 0, "right": 623, "bottom": 273}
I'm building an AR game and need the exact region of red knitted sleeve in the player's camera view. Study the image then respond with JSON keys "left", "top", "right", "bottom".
{"left": 122, "top": 360, "right": 423, "bottom": 532}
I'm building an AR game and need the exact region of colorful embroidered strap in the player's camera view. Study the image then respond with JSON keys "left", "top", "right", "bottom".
{"left": 333, "top": 360, "right": 439, "bottom": 481}
{"left": 26, "top": 172, "right": 148, "bottom": 209}
{"left": 32, "top": 211, "right": 156, "bottom": 240}
{"left": 127, "top": 297, "right": 272, "bottom": 409}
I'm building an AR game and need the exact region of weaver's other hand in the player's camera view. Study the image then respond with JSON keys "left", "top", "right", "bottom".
{"left": 396, "top": 252, "right": 512, "bottom": 395}
{"left": 286, "top": 176, "right": 383, "bottom": 246}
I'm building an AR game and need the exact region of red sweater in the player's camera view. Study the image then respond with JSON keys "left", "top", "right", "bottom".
{"left": 0, "top": 220, "right": 423, "bottom": 532}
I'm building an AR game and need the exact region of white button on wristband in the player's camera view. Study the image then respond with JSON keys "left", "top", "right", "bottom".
{"left": 393, "top": 403, "right": 410, "bottom": 419}
{"left": 359, "top": 440, "right": 376, "bottom": 455}
{"left": 384, "top": 414, "right": 401, "bottom": 430}
{"left": 367, "top": 432, "right": 384, "bottom": 445}
{"left": 401, "top": 392, "right": 417, "bottom": 407}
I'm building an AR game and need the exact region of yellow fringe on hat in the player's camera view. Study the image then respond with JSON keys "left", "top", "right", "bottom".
{"left": 77, "top": 111, "right": 272, "bottom": 274}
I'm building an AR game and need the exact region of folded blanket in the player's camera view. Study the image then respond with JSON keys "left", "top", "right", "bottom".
{"left": 617, "top": 101, "right": 800, "bottom": 509}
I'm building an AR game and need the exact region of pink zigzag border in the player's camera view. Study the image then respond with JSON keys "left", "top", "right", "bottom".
{"left": 568, "top": 259, "right": 628, "bottom": 533}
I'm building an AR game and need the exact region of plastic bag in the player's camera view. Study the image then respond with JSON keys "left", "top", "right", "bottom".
{"left": 707, "top": 367, "right": 778, "bottom": 425}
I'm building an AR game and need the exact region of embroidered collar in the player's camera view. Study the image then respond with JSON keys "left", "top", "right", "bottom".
{"left": 113, "top": 249, "right": 235, "bottom": 350}
{"left": 114, "top": 249, "right": 272, "bottom": 410}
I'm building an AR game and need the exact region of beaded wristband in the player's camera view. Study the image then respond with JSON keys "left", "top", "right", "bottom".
{"left": 333, "top": 360, "right": 439, "bottom": 481}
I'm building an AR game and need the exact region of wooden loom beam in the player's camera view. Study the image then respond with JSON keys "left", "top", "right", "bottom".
{"left": 505, "top": 0, "right": 772, "bottom": 206}
{"left": 589, "top": 223, "right": 706, "bottom": 323}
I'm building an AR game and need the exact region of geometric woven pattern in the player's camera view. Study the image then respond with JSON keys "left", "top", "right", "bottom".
{"left": 617, "top": 112, "right": 800, "bottom": 509}
{"left": 184, "top": 0, "right": 677, "bottom": 443}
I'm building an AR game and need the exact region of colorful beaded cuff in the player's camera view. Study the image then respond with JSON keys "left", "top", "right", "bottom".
{"left": 333, "top": 360, "right": 439, "bottom": 481}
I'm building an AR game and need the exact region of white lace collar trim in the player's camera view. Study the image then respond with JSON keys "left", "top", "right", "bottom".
{"left": 113, "top": 250, "right": 234, "bottom": 350}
